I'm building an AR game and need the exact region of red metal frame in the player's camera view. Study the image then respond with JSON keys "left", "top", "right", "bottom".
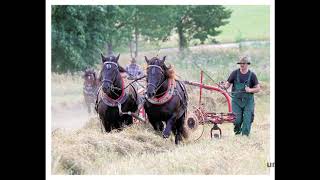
{"left": 185, "top": 70, "right": 232, "bottom": 112}
{"left": 185, "top": 72, "right": 236, "bottom": 138}
{"left": 199, "top": 70, "right": 203, "bottom": 105}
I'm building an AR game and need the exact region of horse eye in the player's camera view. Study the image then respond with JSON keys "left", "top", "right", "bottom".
{"left": 106, "top": 64, "right": 111, "bottom": 69}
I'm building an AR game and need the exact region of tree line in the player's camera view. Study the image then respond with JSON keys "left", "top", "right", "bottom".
{"left": 52, "top": 5, "right": 232, "bottom": 73}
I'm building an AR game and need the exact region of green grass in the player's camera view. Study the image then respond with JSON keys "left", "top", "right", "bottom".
{"left": 216, "top": 5, "right": 270, "bottom": 43}
{"left": 129, "top": 5, "right": 270, "bottom": 52}
{"left": 52, "top": 45, "right": 270, "bottom": 107}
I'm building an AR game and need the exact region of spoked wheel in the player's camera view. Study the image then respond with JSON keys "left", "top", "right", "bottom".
{"left": 184, "top": 108, "right": 205, "bottom": 142}
{"left": 210, "top": 123, "right": 222, "bottom": 139}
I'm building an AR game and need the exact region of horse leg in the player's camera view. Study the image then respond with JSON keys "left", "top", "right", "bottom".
{"left": 124, "top": 115, "right": 133, "bottom": 126}
{"left": 162, "top": 113, "right": 177, "bottom": 138}
{"left": 87, "top": 103, "right": 91, "bottom": 114}
{"left": 175, "top": 131, "right": 182, "bottom": 145}
{"left": 174, "top": 114, "right": 185, "bottom": 145}
{"left": 101, "top": 116, "right": 111, "bottom": 132}
{"left": 97, "top": 102, "right": 111, "bottom": 132}
{"left": 84, "top": 96, "right": 91, "bottom": 114}
{"left": 149, "top": 118, "right": 161, "bottom": 131}
{"left": 159, "top": 121, "right": 164, "bottom": 131}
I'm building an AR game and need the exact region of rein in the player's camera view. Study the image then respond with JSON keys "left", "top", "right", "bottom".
{"left": 124, "top": 75, "right": 146, "bottom": 89}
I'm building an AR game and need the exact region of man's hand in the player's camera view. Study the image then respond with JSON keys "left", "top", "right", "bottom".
{"left": 245, "top": 84, "right": 261, "bottom": 93}
{"left": 245, "top": 86, "right": 252, "bottom": 93}
{"left": 223, "top": 81, "right": 231, "bottom": 90}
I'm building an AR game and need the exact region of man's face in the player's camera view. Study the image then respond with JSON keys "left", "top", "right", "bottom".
{"left": 239, "top": 63, "right": 249, "bottom": 70}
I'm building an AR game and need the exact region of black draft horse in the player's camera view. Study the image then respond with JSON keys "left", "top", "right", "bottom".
{"left": 95, "top": 54, "right": 139, "bottom": 132}
{"left": 144, "top": 56, "right": 188, "bottom": 144}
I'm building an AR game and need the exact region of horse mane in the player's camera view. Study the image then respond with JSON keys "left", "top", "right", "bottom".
{"left": 92, "top": 71, "right": 96, "bottom": 80}
{"left": 119, "top": 65, "right": 126, "bottom": 73}
{"left": 165, "top": 65, "right": 176, "bottom": 79}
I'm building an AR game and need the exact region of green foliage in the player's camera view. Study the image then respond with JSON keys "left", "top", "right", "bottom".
{"left": 137, "top": 6, "right": 175, "bottom": 41}
{"left": 51, "top": 5, "right": 232, "bottom": 73}
{"left": 235, "top": 30, "right": 244, "bottom": 43}
{"left": 52, "top": 5, "right": 130, "bottom": 73}
{"left": 52, "top": 6, "right": 104, "bottom": 73}
{"left": 170, "top": 6, "right": 232, "bottom": 50}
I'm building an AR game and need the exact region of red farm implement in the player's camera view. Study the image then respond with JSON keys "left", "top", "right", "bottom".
{"left": 183, "top": 70, "right": 236, "bottom": 140}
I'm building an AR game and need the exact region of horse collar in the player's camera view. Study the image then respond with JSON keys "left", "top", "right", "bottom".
{"left": 146, "top": 78, "right": 176, "bottom": 105}
{"left": 99, "top": 76, "right": 128, "bottom": 107}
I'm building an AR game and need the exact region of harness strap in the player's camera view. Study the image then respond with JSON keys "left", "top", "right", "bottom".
{"left": 147, "top": 65, "right": 164, "bottom": 73}
{"left": 247, "top": 71, "right": 252, "bottom": 85}
{"left": 97, "top": 75, "right": 128, "bottom": 107}
{"left": 104, "top": 61, "right": 118, "bottom": 68}
{"left": 176, "top": 80, "right": 188, "bottom": 108}
{"left": 145, "top": 79, "right": 175, "bottom": 105}
{"left": 236, "top": 69, "right": 252, "bottom": 85}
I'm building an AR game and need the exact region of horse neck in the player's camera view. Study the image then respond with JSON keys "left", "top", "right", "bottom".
{"left": 155, "top": 77, "right": 169, "bottom": 98}
{"left": 106, "top": 72, "right": 123, "bottom": 99}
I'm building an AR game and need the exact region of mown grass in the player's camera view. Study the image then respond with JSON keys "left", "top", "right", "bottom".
{"left": 52, "top": 97, "right": 269, "bottom": 175}
{"left": 51, "top": 44, "right": 270, "bottom": 175}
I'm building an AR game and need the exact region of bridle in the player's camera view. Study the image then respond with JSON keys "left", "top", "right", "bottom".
{"left": 102, "top": 61, "right": 122, "bottom": 95}
{"left": 147, "top": 64, "right": 167, "bottom": 94}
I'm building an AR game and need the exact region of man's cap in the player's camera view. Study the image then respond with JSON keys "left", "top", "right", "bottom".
{"left": 237, "top": 56, "right": 251, "bottom": 64}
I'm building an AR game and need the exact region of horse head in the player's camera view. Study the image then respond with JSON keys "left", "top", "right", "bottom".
{"left": 83, "top": 68, "right": 97, "bottom": 86}
{"left": 100, "top": 53, "right": 126, "bottom": 94}
{"left": 145, "top": 56, "right": 171, "bottom": 98}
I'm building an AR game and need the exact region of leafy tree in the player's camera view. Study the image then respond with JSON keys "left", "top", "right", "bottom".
{"left": 51, "top": 5, "right": 232, "bottom": 73}
{"left": 171, "top": 6, "right": 232, "bottom": 51}
{"left": 52, "top": 5, "right": 128, "bottom": 73}
{"left": 117, "top": 6, "right": 174, "bottom": 58}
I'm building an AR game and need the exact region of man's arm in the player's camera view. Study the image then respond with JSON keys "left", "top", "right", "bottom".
{"left": 224, "top": 81, "right": 231, "bottom": 89}
{"left": 245, "top": 73, "right": 260, "bottom": 93}
{"left": 245, "top": 84, "right": 261, "bottom": 93}
{"left": 137, "top": 65, "right": 145, "bottom": 77}
{"left": 223, "top": 70, "right": 235, "bottom": 90}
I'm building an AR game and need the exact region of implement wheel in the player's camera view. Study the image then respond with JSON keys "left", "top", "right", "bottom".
{"left": 210, "top": 123, "right": 222, "bottom": 139}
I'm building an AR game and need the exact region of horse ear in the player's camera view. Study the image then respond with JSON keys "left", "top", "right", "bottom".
{"left": 162, "top": 56, "right": 167, "bottom": 63}
{"left": 101, "top": 53, "right": 106, "bottom": 62}
{"left": 145, "top": 56, "right": 149, "bottom": 64}
{"left": 116, "top": 54, "right": 120, "bottom": 61}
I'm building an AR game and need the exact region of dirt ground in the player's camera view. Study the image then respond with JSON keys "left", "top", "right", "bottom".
{"left": 51, "top": 103, "right": 96, "bottom": 130}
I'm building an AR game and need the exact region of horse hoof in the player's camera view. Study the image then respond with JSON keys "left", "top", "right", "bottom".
{"left": 162, "top": 133, "right": 170, "bottom": 139}
{"left": 162, "top": 129, "right": 171, "bottom": 138}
